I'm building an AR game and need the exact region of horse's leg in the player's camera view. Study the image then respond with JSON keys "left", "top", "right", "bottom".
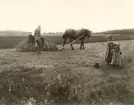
{"left": 70, "top": 39, "right": 74, "bottom": 50}
{"left": 82, "top": 41, "right": 85, "bottom": 50}
{"left": 80, "top": 41, "right": 82, "bottom": 50}
{"left": 63, "top": 38, "right": 67, "bottom": 49}
{"left": 83, "top": 44, "right": 85, "bottom": 49}
{"left": 80, "top": 40, "right": 84, "bottom": 50}
{"left": 82, "top": 38, "right": 85, "bottom": 50}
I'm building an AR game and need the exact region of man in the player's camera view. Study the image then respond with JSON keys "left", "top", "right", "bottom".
{"left": 34, "top": 25, "right": 41, "bottom": 40}
{"left": 34, "top": 25, "right": 42, "bottom": 54}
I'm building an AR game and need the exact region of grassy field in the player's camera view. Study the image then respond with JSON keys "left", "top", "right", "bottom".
{"left": 0, "top": 33, "right": 134, "bottom": 49}
{"left": 0, "top": 40, "right": 134, "bottom": 105}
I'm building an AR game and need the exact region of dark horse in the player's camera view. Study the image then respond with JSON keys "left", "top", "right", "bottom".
{"left": 27, "top": 34, "right": 45, "bottom": 53}
{"left": 62, "top": 28, "right": 92, "bottom": 50}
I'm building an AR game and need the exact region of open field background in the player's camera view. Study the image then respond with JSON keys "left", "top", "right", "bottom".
{"left": 0, "top": 29, "right": 134, "bottom": 49}
{"left": 0, "top": 33, "right": 134, "bottom": 49}
{"left": 0, "top": 40, "right": 134, "bottom": 105}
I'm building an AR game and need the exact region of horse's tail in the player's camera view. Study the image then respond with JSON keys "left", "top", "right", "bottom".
{"left": 27, "top": 34, "right": 35, "bottom": 44}
{"left": 62, "top": 32, "right": 68, "bottom": 39}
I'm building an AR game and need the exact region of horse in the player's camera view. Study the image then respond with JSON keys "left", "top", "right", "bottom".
{"left": 62, "top": 28, "right": 92, "bottom": 50}
{"left": 27, "top": 34, "right": 45, "bottom": 53}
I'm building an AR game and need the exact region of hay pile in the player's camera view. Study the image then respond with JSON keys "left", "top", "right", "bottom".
{"left": 16, "top": 35, "right": 60, "bottom": 52}
{"left": 16, "top": 41, "right": 36, "bottom": 52}
{"left": 43, "top": 41, "right": 59, "bottom": 51}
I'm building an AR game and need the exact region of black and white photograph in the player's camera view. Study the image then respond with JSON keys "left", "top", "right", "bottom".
{"left": 0, "top": 0, "right": 134, "bottom": 105}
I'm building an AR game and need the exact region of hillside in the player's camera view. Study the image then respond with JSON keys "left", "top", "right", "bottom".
{"left": 97, "top": 28, "right": 134, "bottom": 35}
{"left": 0, "top": 30, "right": 32, "bottom": 36}
{"left": 0, "top": 28, "right": 134, "bottom": 36}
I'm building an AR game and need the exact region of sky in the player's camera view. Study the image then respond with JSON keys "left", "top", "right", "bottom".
{"left": 0, "top": 0, "right": 134, "bottom": 33}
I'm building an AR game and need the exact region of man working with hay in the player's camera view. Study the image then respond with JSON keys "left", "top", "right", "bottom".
{"left": 34, "top": 25, "right": 41, "bottom": 41}
{"left": 34, "top": 25, "right": 43, "bottom": 54}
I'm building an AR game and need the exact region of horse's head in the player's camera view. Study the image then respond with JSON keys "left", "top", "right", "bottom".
{"left": 81, "top": 29, "right": 92, "bottom": 40}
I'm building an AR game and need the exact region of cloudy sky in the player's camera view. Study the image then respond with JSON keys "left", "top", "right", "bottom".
{"left": 0, "top": 0, "right": 134, "bottom": 33}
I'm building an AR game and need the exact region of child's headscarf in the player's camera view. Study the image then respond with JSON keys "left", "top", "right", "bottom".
{"left": 106, "top": 35, "right": 113, "bottom": 41}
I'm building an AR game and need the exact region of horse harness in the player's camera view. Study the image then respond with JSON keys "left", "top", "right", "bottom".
{"left": 59, "top": 34, "right": 85, "bottom": 50}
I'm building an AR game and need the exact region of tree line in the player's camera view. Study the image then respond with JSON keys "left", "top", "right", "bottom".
{"left": 99, "top": 29, "right": 134, "bottom": 35}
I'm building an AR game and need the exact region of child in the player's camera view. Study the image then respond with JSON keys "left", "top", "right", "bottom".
{"left": 111, "top": 43, "right": 123, "bottom": 67}
{"left": 105, "top": 35, "right": 114, "bottom": 65}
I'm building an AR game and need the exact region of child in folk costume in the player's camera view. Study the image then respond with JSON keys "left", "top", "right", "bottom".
{"left": 105, "top": 35, "right": 114, "bottom": 65}
{"left": 111, "top": 43, "right": 123, "bottom": 67}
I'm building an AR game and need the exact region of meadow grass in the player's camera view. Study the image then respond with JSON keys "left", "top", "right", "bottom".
{"left": 0, "top": 39, "right": 134, "bottom": 105}
{"left": 0, "top": 29, "right": 134, "bottom": 105}
{"left": 0, "top": 65, "right": 133, "bottom": 105}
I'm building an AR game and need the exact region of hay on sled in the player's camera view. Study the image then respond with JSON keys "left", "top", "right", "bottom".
{"left": 16, "top": 34, "right": 36, "bottom": 52}
{"left": 16, "top": 34, "right": 60, "bottom": 52}
{"left": 43, "top": 42, "right": 59, "bottom": 51}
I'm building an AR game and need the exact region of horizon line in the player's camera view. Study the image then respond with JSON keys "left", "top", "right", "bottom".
{"left": 0, "top": 28, "right": 134, "bottom": 34}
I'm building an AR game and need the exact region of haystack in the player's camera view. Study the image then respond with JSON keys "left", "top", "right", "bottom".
{"left": 16, "top": 41, "right": 36, "bottom": 52}
{"left": 16, "top": 35, "right": 60, "bottom": 52}
{"left": 43, "top": 41, "right": 59, "bottom": 51}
